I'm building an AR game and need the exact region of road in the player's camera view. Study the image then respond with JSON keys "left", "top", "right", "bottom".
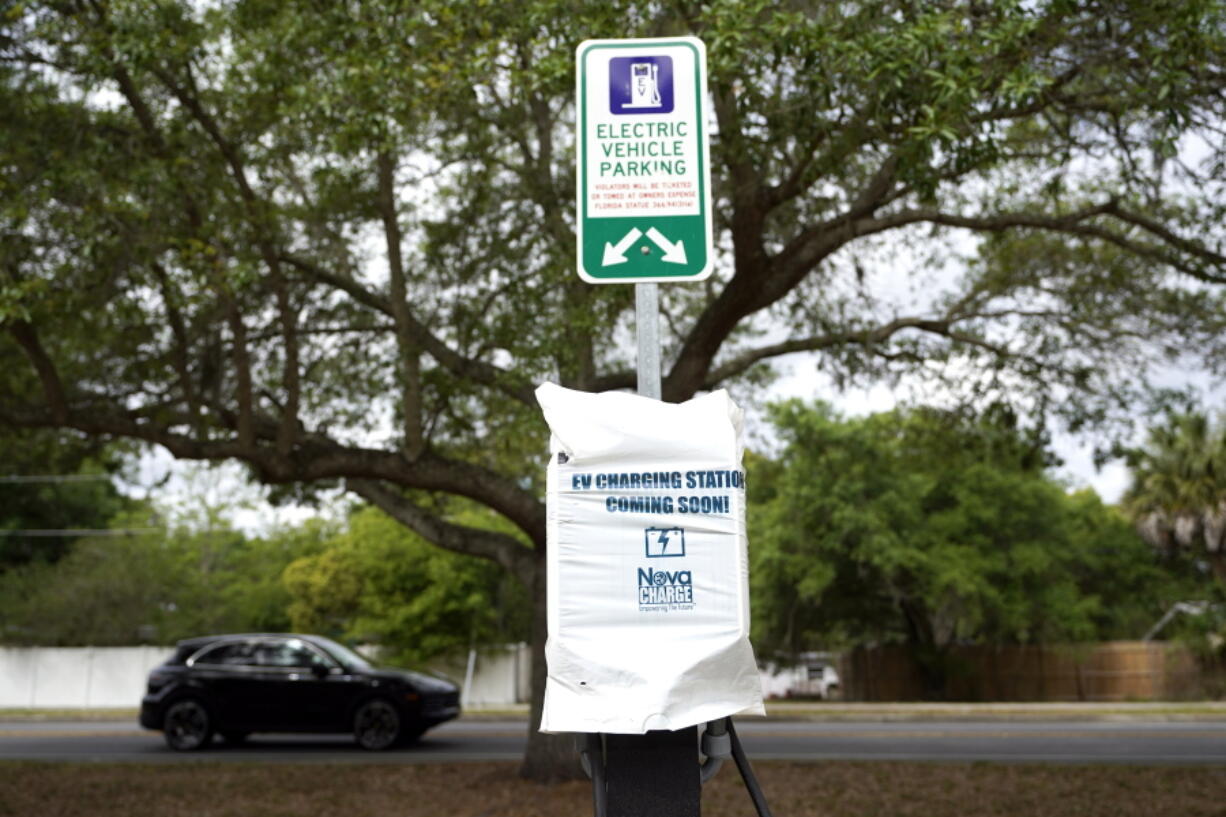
{"left": 2, "top": 718, "right": 1225, "bottom": 765}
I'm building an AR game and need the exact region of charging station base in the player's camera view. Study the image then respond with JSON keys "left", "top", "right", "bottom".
{"left": 605, "top": 727, "right": 701, "bottom": 817}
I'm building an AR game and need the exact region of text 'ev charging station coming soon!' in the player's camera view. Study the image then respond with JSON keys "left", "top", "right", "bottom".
{"left": 537, "top": 384, "right": 764, "bottom": 734}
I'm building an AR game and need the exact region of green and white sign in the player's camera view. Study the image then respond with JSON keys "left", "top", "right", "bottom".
{"left": 575, "top": 37, "right": 712, "bottom": 283}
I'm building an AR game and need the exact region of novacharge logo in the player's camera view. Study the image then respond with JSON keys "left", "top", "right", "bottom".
{"left": 637, "top": 566, "right": 694, "bottom": 607}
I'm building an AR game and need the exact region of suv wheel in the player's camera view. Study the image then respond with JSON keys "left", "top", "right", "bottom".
{"left": 353, "top": 698, "right": 401, "bottom": 750}
{"left": 163, "top": 698, "right": 213, "bottom": 751}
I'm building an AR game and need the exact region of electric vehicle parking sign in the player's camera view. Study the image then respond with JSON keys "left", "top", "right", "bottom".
{"left": 576, "top": 37, "right": 713, "bottom": 283}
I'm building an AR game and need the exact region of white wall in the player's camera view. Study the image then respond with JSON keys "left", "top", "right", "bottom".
{"left": 0, "top": 646, "right": 170, "bottom": 708}
{"left": 0, "top": 644, "right": 531, "bottom": 710}
{"left": 428, "top": 643, "right": 531, "bottom": 707}
{"left": 2, "top": 645, "right": 842, "bottom": 708}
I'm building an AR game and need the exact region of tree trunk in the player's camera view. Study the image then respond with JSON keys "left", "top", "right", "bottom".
{"left": 1209, "top": 552, "right": 1226, "bottom": 587}
{"left": 517, "top": 546, "right": 584, "bottom": 782}
{"left": 899, "top": 599, "right": 948, "bottom": 700}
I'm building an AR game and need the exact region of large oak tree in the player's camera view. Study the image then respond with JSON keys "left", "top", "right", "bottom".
{"left": 3, "top": 0, "right": 1226, "bottom": 778}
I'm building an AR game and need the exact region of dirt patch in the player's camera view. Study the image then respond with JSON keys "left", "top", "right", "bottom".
{"left": 0, "top": 761, "right": 1223, "bottom": 817}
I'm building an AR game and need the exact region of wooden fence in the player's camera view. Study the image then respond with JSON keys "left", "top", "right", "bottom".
{"left": 839, "top": 641, "right": 1222, "bottom": 702}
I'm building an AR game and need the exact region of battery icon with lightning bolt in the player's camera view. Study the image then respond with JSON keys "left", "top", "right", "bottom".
{"left": 644, "top": 526, "right": 686, "bottom": 558}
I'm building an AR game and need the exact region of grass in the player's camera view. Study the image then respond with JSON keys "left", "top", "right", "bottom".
{"left": 1, "top": 761, "right": 1224, "bottom": 817}
{"left": 761, "top": 701, "right": 1226, "bottom": 721}
{"left": 0, "top": 709, "right": 138, "bottom": 722}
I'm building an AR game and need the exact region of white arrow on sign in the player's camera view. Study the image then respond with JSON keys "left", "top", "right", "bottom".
{"left": 602, "top": 228, "right": 644, "bottom": 267}
{"left": 646, "top": 228, "right": 687, "bottom": 265}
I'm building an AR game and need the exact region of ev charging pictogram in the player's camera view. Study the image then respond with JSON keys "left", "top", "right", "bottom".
{"left": 610, "top": 56, "right": 673, "bottom": 113}
{"left": 644, "top": 526, "right": 686, "bottom": 558}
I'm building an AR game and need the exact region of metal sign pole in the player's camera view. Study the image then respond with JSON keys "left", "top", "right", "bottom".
{"left": 574, "top": 36, "right": 714, "bottom": 817}
{"left": 636, "top": 283, "right": 662, "bottom": 399}
{"left": 590, "top": 281, "right": 701, "bottom": 817}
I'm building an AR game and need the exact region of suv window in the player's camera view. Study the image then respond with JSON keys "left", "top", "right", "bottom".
{"left": 166, "top": 645, "right": 195, "bottom": 665}
{"left": 253, "top": 639, "right": 330, "bottom": 669}
{"left": 193, "top": 641, "right": 257, "bottom": 666}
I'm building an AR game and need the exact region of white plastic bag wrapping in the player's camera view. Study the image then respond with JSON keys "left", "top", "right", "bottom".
{"left": 536, "top": 382, "right": 765, "bottom": 734}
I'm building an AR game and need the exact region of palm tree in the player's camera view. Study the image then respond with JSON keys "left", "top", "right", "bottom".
{"left": 1123, "top": 413, "right": 1226, "bottom": 584}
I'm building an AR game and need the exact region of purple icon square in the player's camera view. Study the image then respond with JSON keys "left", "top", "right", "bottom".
{"left": 609, "top": 55, "right": 674, "bottom": 115}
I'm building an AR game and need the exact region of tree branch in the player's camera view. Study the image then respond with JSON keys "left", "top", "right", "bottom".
{"left": 279, "top": 254, "right": 392, "bottom": 314}
{"left": 377, "top": 151, "right": 424, "bottom": 458}
{"left": 150, "top": 63, "right": 262, "bottom": 208}
{"left": 220, "top": 290, "right": 255, "bottom": 450}
{"left": 280, "top": 254, "right": 537, "bottom": 405}
{"left": 105, "top": 55, "right": 204, "bottom": 231}
{"left": 699, "top": 315, "right": 959, "bottom": 386}
{"left": 347, "top": 478, "right": 536, "bottom": 586}
{"left": 665, "top": 147, "right": 903, "bottom": 401}
{"left": 699, "top": 304, "right": 1094, "bottom": 389}
{"left": 149, "top": 263, "right": 201, "bottom": 428}
{"left": 7, "top": 321, "right": 68, "bottom": 424}
{"left": 1104, "top": 201, "right": 1226, "bottom": 275}
{"left": 0, "top": 394, "right": 547, "bottom": 543}
{"left": 857, "top": 203, "right": 1226, "bottom": 283}
{"left": 144, "top": 56, "right": 305, "bottom": 450}
{"left": 267, "top": 265, "right": 301, "bottom": 457}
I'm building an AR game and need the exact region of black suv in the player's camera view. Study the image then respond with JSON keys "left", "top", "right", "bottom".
{"left": 140, "top": 633, "right": 460, "bottom": 751}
